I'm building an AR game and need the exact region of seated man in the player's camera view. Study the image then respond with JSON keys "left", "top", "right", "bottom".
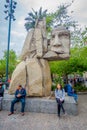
{"left": 0, "top": 82, "right": 4, "bottom": 110}
{"left": 67, "top": 83, "right": 78, "bottom": 103}
{"left": 8, "top": 85, "right": 26, "bottom": 116}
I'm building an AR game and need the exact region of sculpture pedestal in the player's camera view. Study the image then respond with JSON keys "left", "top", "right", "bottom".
{"left": 3, "top": 91, "right": 78, "bottom": 115}
{"left": 9, "top": 58, "right": 52, "bottom": 97}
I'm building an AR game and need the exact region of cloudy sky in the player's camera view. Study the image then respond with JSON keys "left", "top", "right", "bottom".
{"left": 0, "top": 0, "right": 87, "bottom": 59}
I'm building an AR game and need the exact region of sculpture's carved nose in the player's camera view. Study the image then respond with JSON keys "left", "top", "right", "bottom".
{"left": 53, "top": 34, "right": 62, "bottom": 46}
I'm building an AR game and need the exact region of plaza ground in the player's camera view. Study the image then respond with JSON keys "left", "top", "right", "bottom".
{"left": 0, "top": 95, "right": 87, "bottom": 130}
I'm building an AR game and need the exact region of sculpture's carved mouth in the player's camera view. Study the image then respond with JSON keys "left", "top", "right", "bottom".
{"left": 51, "top": 46, "right": 65, "bottom": 54}
{"left": 56, "top": 51, "right": 64, "bottom": 54}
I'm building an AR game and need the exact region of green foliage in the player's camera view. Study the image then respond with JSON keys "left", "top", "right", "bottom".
{"left": 46, "top": 13, "right": 55, "bottom": 32}
{"left": 51, "top": 85, "right": 56, "bottom": 91}
{"left": 47, "top": 2, "right": 80, "bottom": 46}
{"left": 81, "top": 27, "right": 87, "bottom": 45}
{"left": 53, "top": 76, "right": 63, "bottom": 85}
{"left": 51, "top": 75, "right": 64, "bottom": 91}
{"left": 53, "top": 2, "right": 77, "bottom": 29}
{"left": 24, "top": 2, "right": 78, "bottom": 33}
{"left": 25, "top": 7, "right": 47, "bottom": 31}
{"left": 0, "top": 59, "right": 6, "bottom": 78}
{"left": 49, "top": 46, "right": 87, "bottom": 77}
{"left": 46, "top": 2, "right": 78, "bottom": 32}
{"left": 74, "top": 85, "right": 87, "bottom": 92}
{"left": 0, "top": 50, "right": 18, "bottom": 79}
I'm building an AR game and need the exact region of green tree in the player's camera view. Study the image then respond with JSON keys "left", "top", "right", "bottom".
{"left": 24, "top": 2, "right": 77, "bottom": 32}
{"left": 0, "top": 59, "right": 6, "bottom": 78}
{"left": 0, "top": 50, "right": 18, "bottom": 79}
{"left": 46, "top": 13, "right": 55, "bottom": 32}
{"left": 46, "top": 2, "right": 78, "bottom": 31}
{"left": 81, "top": 27, "right": 87, "bottom": 45}
{"left": 53, "top": 2, "right": 77, "bottom": 29}
{"left": 49, "top": 47, "right": 87, "bottom": 82}
{"left": 25, "top": 7, "right": 47, "bottom": 31}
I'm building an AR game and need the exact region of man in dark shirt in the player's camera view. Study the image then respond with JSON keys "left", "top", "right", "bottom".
{"left": 8, "top": 85, "right": 26, "bottom": 116}
{"left": 0, "top": 82, "right": 4, "bottom": 110}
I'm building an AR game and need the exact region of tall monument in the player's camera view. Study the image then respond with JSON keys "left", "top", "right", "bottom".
{"left": 9, "top": 18, "right": 70, "bottom": 97}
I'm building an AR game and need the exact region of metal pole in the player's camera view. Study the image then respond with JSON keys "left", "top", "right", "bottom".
{"left": 6, "top": 0, "right": 12, "bottom": 81}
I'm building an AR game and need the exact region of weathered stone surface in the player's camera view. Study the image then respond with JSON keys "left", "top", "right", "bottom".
{"left": 9, "top": 61, "right": 26, "bottom": 94}
{"left": 43, "top": 51, "right": 58, "bottom": 60}
{"left": 34, "top": 28, "right": 43, "bottom": 58}
{"left": 40, "top": 59, "right": 52, "bottom": 96}
{"left": 59, "top": 54, "right": 70, "bottom": 59}
{"left": 9, "top": 59, "right": 52, "bottom": 97}
{"left": 21, "top": 29, "right": 35, "bottom": 60}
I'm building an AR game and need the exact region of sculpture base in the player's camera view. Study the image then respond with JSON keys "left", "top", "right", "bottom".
{"left": 3, "top": 92, "right": 78, "bottom": 116}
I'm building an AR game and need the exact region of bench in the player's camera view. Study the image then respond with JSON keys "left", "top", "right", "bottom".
{"left": 2, "top": 91, "right": 78, "bottom": 115}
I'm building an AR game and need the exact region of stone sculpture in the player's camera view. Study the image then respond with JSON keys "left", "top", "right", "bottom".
{"left": 9, "top": 18, "right": 70, "bottom": 97}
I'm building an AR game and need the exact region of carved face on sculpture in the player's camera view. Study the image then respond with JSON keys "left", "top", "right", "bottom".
{"left": 21, "top": 20, "right": 70, "bottom": 61}
{"left": 50, "top": 27, "right": 70, "bottom": 54}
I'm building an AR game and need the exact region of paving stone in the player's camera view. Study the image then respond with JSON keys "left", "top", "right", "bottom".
{"left": 0, "top": 95, "right": 87, "bottom": 130}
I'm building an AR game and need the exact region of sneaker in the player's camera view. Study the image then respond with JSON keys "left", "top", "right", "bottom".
{"left": 76, "top": 101, "right": 78, "bottom": 105}
{"left": 8, "top": 112, "right": 14, "bottom": 116}
{"left": 21, "top": 113, "right": 25, "bottom": 116}
{"left": 58, "top": 114, "right": 60, "bottom": 118}
{"left": 63, "top": 112, "right": 67, "bottom": 116}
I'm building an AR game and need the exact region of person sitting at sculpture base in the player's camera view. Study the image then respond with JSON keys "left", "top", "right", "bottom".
{"left": 8, "top": 85, "right": 26, "bottom": 116}
{"left": 67, "top": 83, "right": 78, "bottom": 103}
{"left": 55, "top": 84, "right": 66, "bottom": 118}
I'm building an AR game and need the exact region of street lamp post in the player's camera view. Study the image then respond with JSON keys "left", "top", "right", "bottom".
{"left": 4, "top": 0, "right": 17, "bottom": 81}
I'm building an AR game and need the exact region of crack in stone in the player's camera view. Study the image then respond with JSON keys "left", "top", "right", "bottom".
{"left": 37, "top": 59, "right": 46, "bottom": 96}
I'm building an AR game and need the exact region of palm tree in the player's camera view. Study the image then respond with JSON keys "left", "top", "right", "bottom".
{"left": 24, "top": 7, "right": 47, "bottom": 31}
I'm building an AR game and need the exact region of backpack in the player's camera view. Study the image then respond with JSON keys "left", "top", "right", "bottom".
{"left": 64, "top": 85, "right": 68, "bottom": 92}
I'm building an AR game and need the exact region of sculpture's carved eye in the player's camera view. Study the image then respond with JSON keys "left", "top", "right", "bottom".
{"left": 58, "top": 32, "right": 69, "bottom": 37}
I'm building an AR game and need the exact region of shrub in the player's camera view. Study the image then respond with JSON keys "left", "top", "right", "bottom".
{"left": 74, "top": 85, "right": 87, "bottom": 92}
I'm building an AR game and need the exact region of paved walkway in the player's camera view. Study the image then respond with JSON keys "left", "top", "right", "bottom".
{"left": 0, "top": 95, "right": 87, "bottom": 130}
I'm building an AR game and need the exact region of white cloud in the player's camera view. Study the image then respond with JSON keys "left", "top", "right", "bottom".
{"left": 19, "top": 0, "right": 71, "bottom": 12}
{"left": 18, "top": 0, "right": 87, "bottom": 27}
{"left": 11, "top": 30, "right": 25, "bottom": 38}
{"left": 68, "top": 0, "right": 87, "bottom": 26}
{"left": 0, "top": 42, "right": 7, "bottom": 50}
{"left": 0, "top": 42, "right": 7, "bottom": 59}
{"left": 17, "top": 17, "right": 25, "bottom": 27}
{"left": 10, "top": 42, "right": 16, "bottom": 46}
